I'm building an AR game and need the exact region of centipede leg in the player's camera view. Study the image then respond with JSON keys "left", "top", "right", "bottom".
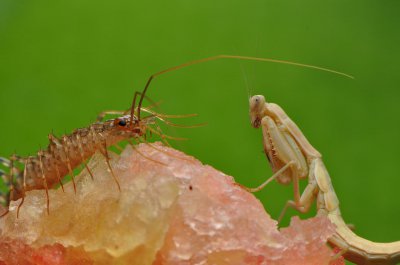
{"left": 101, "top": 141, "right": 121, "bottom": 191}
{"left": 137, "top": 136, "right": 189, "bottom": 161}
{"left": 48, "top": 134, "right": 65, "bottom": 192}
{"left": 76, "top": 134, "right": 95, "bottom": 181}
{"left": 146, "top": 127, "right": 171, "bottom": 147}
{"left": 128, "top": 138, "right": 166, "bottom": 166}
{"left": 38, "top": 151, "right": 50, "bottom": 215}
{"left": 62, "top": 136, "right": 77, "bottom": 194}
{"left": 54, "top": 163, "right": 64, "bottom": 192}
{"left": 0, "top": 155, "right": 17, "bottom": 217}
{"left": 0, "top": 169, "right": 9, "bottom": 217}
{"left": 0, "top": 157, "right": 10, "bottom": 167}
{"left": 17, "top": 158, "right": 28, "bottom": 218}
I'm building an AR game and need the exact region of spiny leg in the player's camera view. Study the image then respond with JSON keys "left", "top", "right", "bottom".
{"left": 147, "top": 124, "right": 188, "bottom": 144}
{"left": 0, "top": 157, "right": 10, "bottom": 167}
{"left": 101, "top": 140, "right": 121, "bottom": 191}
{"left": 0, "top": 154, "right": 17, "bottom": 217}
{"left": 89, "top": 128, "right": 121, "bottom": 191}
{"left": 17, "top": 158, "right": 29, "bottom": 218}
{"left": 147, "top": 127, "right": 171, "bottom": 147}
{"left": 0, "top": 169, "right": 8, "bottom": 215}
{"left": 128, "top": 138, "right": 166, "bottom": 166}
{"left": 54, "top": 162, "right": 64, "bottom": 192}
{"left": 137, "top": 136, "right": 194, "bottom": 163}
{"left": 48, "top": 134, "right": 65, "bottom": 192}
{"left": 62, "top": 136, "right": 77, "bottom": 194}
{"left": 38, "top": 150, "right": 50, "bottom": 215}
{"left": 75, "top": 134, "right": 94, "bottom": 180}
{"left": 0, "top": 158, "right": 10, "bottom": 201}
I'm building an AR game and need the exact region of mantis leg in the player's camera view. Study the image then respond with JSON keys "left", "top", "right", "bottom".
{"left": 277, "top": 182, "right": 318, "bottom": 223}
{"left": 277, "top": 159, "right": 319, "bottom": 223}
{"left": 243, "top": 161, "right": 295, "bottom": 193}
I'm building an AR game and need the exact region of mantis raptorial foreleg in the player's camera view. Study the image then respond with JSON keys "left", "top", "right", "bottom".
{"left": 246, "top": 105, "right": 313, "bottom": 217}
{"left": 247, "top": 94, "right": 400, "bottom": 265}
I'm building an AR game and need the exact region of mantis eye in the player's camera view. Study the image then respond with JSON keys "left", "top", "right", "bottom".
{"left": 118, "top": 119, "right": 127, "bottom": 127}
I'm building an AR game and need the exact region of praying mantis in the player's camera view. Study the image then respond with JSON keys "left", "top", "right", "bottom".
{"left": 129, "top": 54, "right": 399, "bottom": 264}
{"left": 246, "top": 94, "right": 400, "bottom": 265}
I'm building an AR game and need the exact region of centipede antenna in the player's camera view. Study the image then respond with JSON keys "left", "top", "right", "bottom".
{"left": 141, "top": 100, "right": 163, "bottom": 111}
{"left": 130, "top": 91, "right": 160, "bottom": 127}
{"left": 136, "top": 55, "right": 354, "bottom": 120}
{"left": 102, "top": 141, "right": 121, "bottom": 191}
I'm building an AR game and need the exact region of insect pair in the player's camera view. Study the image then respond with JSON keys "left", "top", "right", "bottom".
{"left": 0, "top": 55, "right": 350, "bottom": 218}
{"left": 1, "top": 54, "right": 397, "bottom": 265}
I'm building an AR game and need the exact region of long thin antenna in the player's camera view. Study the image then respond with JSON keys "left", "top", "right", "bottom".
{"left": 238, "top": 59, "right": 251, "bottom": 100}
{"left": 136, "top": 55, "right": 354, "bottom": 120}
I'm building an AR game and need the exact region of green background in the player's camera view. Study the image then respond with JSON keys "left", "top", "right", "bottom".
{"left": 1, "top": 1, "right": 399, "bottom": 264}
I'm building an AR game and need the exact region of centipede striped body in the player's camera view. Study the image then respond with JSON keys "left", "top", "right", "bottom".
{"left": 0, "top": 112, "right": 167, "bottom": 216}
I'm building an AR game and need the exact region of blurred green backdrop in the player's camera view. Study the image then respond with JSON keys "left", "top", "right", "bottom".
{"left": 1, "top": 1, "right": 399, "bottom": 264}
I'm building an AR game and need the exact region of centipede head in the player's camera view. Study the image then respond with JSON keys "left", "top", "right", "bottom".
{"left": 111, "top": 114, "right": 156, "bottom": 137}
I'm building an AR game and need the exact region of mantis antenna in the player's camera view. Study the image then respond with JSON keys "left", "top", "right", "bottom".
{"left": 132, "top": 54, "right": 354, "bottom": 123}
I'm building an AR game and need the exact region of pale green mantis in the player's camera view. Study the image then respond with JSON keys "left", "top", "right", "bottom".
{"left": 247, "top": 94, "right": 400, "bottom": 265}
{"left": 130, "top": 54, "right": 400, "bottom": 264}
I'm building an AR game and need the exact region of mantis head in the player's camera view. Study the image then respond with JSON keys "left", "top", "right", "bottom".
{"left": 249, "top": 95, "right": 266, "bottom": 128}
